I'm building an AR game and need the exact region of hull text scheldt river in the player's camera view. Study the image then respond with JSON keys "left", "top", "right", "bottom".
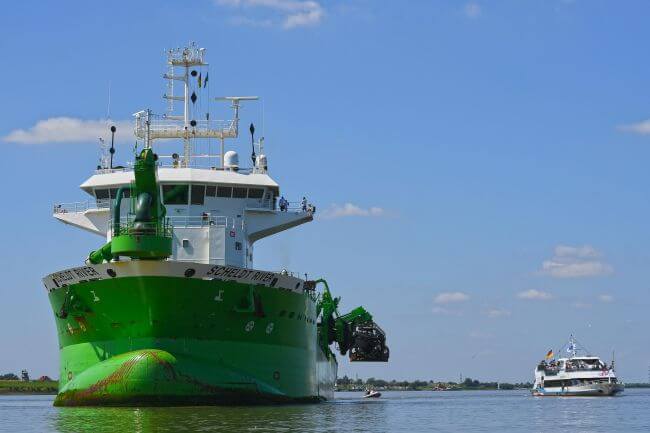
{"left": 44, "top": 43, "right": 389, "bottom": 406}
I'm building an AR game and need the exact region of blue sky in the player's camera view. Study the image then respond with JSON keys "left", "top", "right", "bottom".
{"left": 2, "top": 0, "right": 650, "bottom": 383}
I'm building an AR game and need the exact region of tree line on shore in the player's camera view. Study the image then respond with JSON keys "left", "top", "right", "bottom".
{"left": 336, "top": 376, "right": 533, "bottom": 390}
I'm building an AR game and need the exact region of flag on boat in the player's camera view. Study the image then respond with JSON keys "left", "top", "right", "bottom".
{"left": 545, "top": 350, "right": 554, "bottom": 359}
{"left": 204, "top": 72, "right": 209, "bottom": 87}
{"left": 198, "top": 72, "right": 202, "bottom": 88}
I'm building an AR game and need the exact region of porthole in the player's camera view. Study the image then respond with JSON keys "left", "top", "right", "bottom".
{"left": 184, "top": 268, "right": 196, "bottom": 277}
{"left": 106, "top": 269, "right": 116, "bottom": 278}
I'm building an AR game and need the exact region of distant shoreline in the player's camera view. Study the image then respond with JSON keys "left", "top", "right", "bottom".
{"left": 335, "top": 380, "right": 650, "bottom": 392}
{"left": 0, "top": 380, "right": 58, "bottom": 395}
{"left": 2, "top": 379, "right": 648, "bottom": 396}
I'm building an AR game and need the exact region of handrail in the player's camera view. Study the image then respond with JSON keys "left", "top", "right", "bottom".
{"left": 111, "top": 217, "right": 173, "bottom": 238}
{"left": 167, "top": 215, "right": 233, "bottom": 228}
{"left": 94, "top": 164, "right": 257, "bottom": 174}
{"left": 53, "top": 200, "right": 111, "bottom": 214}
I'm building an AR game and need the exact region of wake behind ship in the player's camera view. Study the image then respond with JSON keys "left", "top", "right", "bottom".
{"left": 44, "top": 43, "right": 389, "bottom": 406}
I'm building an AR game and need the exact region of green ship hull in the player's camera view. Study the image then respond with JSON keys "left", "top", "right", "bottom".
{"left": 44, "top": 261, "right": 337, "bottom": 406}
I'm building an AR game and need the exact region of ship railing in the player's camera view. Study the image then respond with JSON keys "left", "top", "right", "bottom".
{"left": 245, "top": 198, "right": 315, "bottom": 214}
{"left": 277, "top": 269, "right": 307, "bottom": 279}
{"left": 245, "top": 197, "right": 275, "bottom": 211}
{"left": 167, "top": 215, "right": 234, "bottom": 228}
{"left": 564, "top": 366, "right": 608, "bottom": 372}
{"left": 53, "top": 200, "right": 111, "bottom": 214}
{"left": 94, "top": 164, "right": 256, "bottom": 174}
{"left": 134, "top": 116, "right": 237, "bottom": 139}
{"left": 276, "top": 201, "right": 315, "bottom": 214}
{"left": 111, "top": 217, "right": 173, "bottom": 238}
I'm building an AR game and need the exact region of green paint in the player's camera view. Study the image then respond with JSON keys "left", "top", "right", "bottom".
{"left": 87, "top": 147, "right": 172, "bottom": 264}
{"left": 48, "top": 275, "right": 336, "bottom": 406}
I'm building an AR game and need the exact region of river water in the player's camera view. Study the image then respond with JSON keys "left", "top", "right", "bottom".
{"left": 1, "top": 389, "right": 648, "bottom": 432}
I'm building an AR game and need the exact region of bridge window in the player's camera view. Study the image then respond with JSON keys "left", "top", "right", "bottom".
{"left": 247, "top": 188, "right": 264, "bottom": 199}
{"left": 232, "top": 187, "right": 247, "bottom": 198}
{"left": 162, "top": 184, "right": 189, "bottom": 205}
{"left": 217, "top": 186, "right": 232, "bottom": 198}
{"left": 205, "top": 185, "right": 216, "bottom": 197}
{"left": 95, "top": 189, "right": 109, "bottom": 200}
{"left": 191, "top": 185, "right": 205, "bottom": 205}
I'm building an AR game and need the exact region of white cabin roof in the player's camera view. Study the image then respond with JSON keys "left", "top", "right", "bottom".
{"left": 80, "top": 167, "right": 279, "bottom": 195}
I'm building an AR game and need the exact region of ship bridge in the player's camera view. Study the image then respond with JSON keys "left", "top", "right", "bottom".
{"left": 54, "top": 166, "right": 313, "bottom": 269}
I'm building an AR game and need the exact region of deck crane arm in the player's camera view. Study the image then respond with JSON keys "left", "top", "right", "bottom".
{"left": 310, "top": 279, "right": 389, "bottom": 362}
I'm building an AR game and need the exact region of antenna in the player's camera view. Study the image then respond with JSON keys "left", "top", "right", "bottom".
{"left": 107, "top": 80, "right": 112, "bottom": 120}
{"left": 98, "top": 137, "right": 109, "bottom": 169}
{"left": 109, "top": 125, "right": 116, "bottom": 169}
{"left": 249, "top": 123, "right": 256, "bottom": 166}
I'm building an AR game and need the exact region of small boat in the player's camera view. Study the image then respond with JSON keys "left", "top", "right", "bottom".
{"left": 363, "top": 390, "right": 382, "bottom": 398}
{"left": 531, "top": 335, "right": 624, "bottom": 397}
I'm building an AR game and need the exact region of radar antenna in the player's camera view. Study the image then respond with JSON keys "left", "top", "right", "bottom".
{"left": 132, "top": 43, "right": 260, "bottom": 169}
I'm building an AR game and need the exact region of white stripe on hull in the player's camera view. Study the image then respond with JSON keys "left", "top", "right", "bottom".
{"left": 532, "top": 383, "right": 624, "bottom": 397}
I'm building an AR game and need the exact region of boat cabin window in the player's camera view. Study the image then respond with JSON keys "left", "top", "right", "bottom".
{"left": 232, "top": 187, "right": 247, "bottom": 199}
{"left": 162, "top": 184, "right": 189, "bottom": 205}
{"left": 247, "top": 188, "right": 264, "bottom": 199}
{"left": 114, "top": 188, "right": 130, "bottom": 198}
{"left": 206, "top": 185, "right": 216, "bottom": 197}
{"left": 95, "top": 189, "right": 109, "bottom": 200}
{"left": 191, "top": 185, "right": 206, "bottom": 205}
{"left": 217, "top": 186, "right": 232, "bottom": 198}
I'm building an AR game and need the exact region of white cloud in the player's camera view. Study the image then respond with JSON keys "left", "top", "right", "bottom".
{"left": 432, "top": 306, "right": 451, "bottom": 315}
{"left": 554, "top": 245, "right": 600, "bottom": 258}
{"left": 485, "top": 308, "right": 511, "bottom": 318}
{"left": 434, "top": 292, "right": 470, "bottom": 304}
{"left": 540, "top": 245, "right": 613, "bottom": 278}
{"left": 216, "top": 0, "right": 324, "bottom": 29}
{"left": 517, "top": 289, "right": 553, "bottom": 301}
{"left": 3, "top": 117, "right": 132, "bottom": 145}
{"left": 598, "top": 294, "right": 614, "bottom": 303}
{"left": 464, "top": 2, "right": 481, "bottom": 18}
{"left": 432, "top": 306, "right": 463, "bottom": 316}
{"left": 618, "top": 119, "right": 650, "bottom": 135}
{"left": 320, "top": 203, "right": 385, "bottom": 219}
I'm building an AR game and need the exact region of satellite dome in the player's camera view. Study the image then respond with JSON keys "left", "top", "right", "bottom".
{"left": 224, "top": 151, "right": 239, "bottom": 171}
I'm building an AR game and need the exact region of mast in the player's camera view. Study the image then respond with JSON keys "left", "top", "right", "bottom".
{"left": 129, "top": 42, "right": 260, "bottom": 169}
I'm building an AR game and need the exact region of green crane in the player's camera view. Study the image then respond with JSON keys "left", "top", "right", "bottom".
{"left": 87, "top": 148, "right": 172, "bottom": 264}
{"left": 311, "top": 279, "right": 389, "bottom": 362}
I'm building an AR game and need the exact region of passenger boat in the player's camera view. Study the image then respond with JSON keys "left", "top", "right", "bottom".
{"left": 531, "top": 336, "right": 624, "bottom": 397}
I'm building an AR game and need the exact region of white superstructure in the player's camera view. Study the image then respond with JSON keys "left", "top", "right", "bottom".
{"left": 53, "top": 43, "right": 314, "bottom": 269}
{"left": 532, "top": 336, "right": 624, "bottom": 396}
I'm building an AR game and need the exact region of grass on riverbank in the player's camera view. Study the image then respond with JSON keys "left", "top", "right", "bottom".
{"left": 0, "top": 380, "right": 58, "bottom": 394}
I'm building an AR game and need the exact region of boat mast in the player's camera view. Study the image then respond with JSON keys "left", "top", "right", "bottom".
{"left": 163, "top": 43, "right": 206, "bottom": 167}
{"left": 130, "top": 43, "right": 259, "bottom": 169}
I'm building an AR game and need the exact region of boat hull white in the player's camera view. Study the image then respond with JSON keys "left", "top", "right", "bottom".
{"left": 532, "top": 382, "right": 624, "bottom": 397}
